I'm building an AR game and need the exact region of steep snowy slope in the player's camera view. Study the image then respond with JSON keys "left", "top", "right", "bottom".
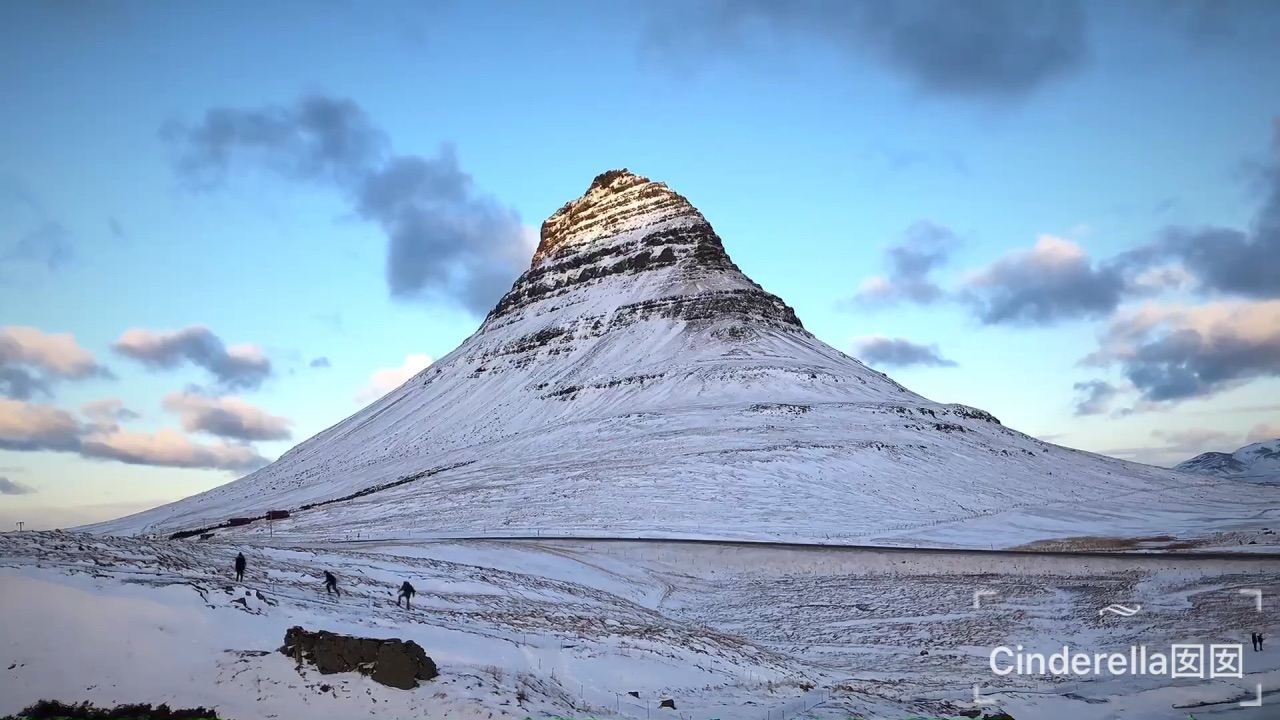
{"left": 1176, "top": 439, "right": 1280, "bottom": 483}
{"left": 90, "top": 170, "right": 1276, "bottom": 545}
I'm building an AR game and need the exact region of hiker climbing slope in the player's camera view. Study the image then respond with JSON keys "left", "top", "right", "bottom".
{"left": 397, "top": 581, "right": 416, "bottom": 609}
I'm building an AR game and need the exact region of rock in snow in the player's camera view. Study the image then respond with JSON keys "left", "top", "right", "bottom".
{"left": 87, "top": 170, "right": 1272, "bottom": 547}
{"left": 280, "top": 626, "right": 438, "bottom": 690}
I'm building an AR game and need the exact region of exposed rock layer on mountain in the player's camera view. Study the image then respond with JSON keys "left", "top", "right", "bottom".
{"left": 90, "top": 170, "right": 1273, "bottom": 547}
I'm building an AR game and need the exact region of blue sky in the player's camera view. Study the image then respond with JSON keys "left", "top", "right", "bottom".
{"left": 2, "top": 0, "right": 1279, "bottom": 529}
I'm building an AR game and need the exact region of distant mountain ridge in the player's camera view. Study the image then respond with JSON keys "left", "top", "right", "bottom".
{"left": 88, "top": 170, "right": 1274, "bottom": 548}
{"left": 1176, "top": 439, "right": 1280, "bottom": 484}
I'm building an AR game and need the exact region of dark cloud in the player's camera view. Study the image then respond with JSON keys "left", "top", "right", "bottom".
{"left": 309, "top": 356, "right": 331, "bottom": 368}
{"left": 1148, "top": 0, "right": 1280, "bottom": 49}
{"left": 854, "top": 336, "right": 957, "bottom": 368}
{"left": 1085, "top": 301, "right": 1280, "bottom": 402}
{"left": 963, "top": 235, "right": 1124, "bottom": 325}
{"left": 164, "top": 95, "right": 385, "bottom": 189}
{"left": 855, "top": 221, "right": 958, "bottom": 305}
{"left": 1112, "top": 124, "right": 1280, "bottom": 300}
{"left": 1151, "top": 226, "right": 1278, "bottom": 298}
{"left": 0, "top": 476, "right": 35, "bottom": 495}
{"left": 162, "top": 390, "right": 292, "bottom": 442}
{"left": 658, "top": 0, "right": 1088, "bottom": 100}
{"left": 1072, "top": 379, "right": 1118, "bottom": 416}
{"left": 358, "top": 150, "right": 526, "bottom": 310}
{"left": 165, "top": 96, "right": 527, "bottom": 315}
{"left": 113, "top": 326, "right": 271, "bottom": 390}
{"left": 0, "top": 367, "right": 49, "bottom": 400}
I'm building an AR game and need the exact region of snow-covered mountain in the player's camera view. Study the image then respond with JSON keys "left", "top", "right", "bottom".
{"left": 90, "top": 170, "right": 1273, "bottom": 546}
{"left": 1175, "top": 439, "right": 1280, "bottom": 483}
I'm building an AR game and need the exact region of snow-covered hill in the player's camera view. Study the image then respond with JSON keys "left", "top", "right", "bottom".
{"left": 1176, "top": 439, "right": 1280, "bottom": 484}
{"left": 89, "top": 170, "right": 1279, "bottom": 546}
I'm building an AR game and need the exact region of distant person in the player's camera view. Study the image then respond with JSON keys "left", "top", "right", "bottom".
{"left": 1260, "top": 633, "right": 1266, "bottom": 651}
{"left": 234, "top": 552, "right": 246, "bottom": 582}
{"left": 396, "top": 581, "right": 416, "bottom": 609}
{"left": 324, "top": 570, "right": 341, "bottom": 596}
{"left": 1253, "top": 632, "right": 1260, "bottom": 651}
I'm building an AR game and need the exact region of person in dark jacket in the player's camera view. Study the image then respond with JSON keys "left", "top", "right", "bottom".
{"left": 396, "top": 581, "right": 416, "bottom": 609}
{"left": 324, "top": 570, "right": 340, "bottom": 596}
{"left": 234, "top": 552, "right": 246, "bottom": 582}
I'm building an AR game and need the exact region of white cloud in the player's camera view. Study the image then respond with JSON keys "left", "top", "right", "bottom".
{"left": 0, "top": 397, "right": 267, "bottom": 472}
{"left": 1085, "top": 300, "right": 1280, "bottom": 402}
{"left": 357, "top": 353, "right": 433, "bottom": 403}
{"left": 1247, "top": 423, "right": 1280, "bottom": 444}
{"left": 0, "top": 398, "right": 82, "bottom": 451}
{"left": 79, "top": 428, "right": 266, "bottom": 472}
{"left": 0, "top": 326, "right": 100, "bottom": 376}
{"left": 0, "top": 326, "right": 109, "bottom": 399}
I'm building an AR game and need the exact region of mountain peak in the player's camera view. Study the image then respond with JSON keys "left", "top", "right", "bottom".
{"left": 533, "top": 169, "right": 703, "bottom": 266}
{"left": 1176, "top": 438, "right": 1280, "bottom": 483}
{"left": 586, "top": 168, "right": 639, "bottom": 193}
{"left": 489, "top": 169, "right": 801, "bottom": 329}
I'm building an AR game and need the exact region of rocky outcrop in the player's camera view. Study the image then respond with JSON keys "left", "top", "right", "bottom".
{"left": 484, "top": 169, "right": 804, "bottom": 332}
{"left": 279, "top": 626, "right": 438, "bottom": 690}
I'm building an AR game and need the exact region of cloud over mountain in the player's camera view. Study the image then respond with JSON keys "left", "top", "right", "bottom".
{"left": 165, "top": 95, "right": 527, "bottom": 315}
{"left": 655, "top": 0, "right": 1088, "bottom": 100}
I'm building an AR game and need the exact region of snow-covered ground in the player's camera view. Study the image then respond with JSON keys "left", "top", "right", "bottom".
{"left": 4, "top": 531, "right": 1279, "bottom": 719}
